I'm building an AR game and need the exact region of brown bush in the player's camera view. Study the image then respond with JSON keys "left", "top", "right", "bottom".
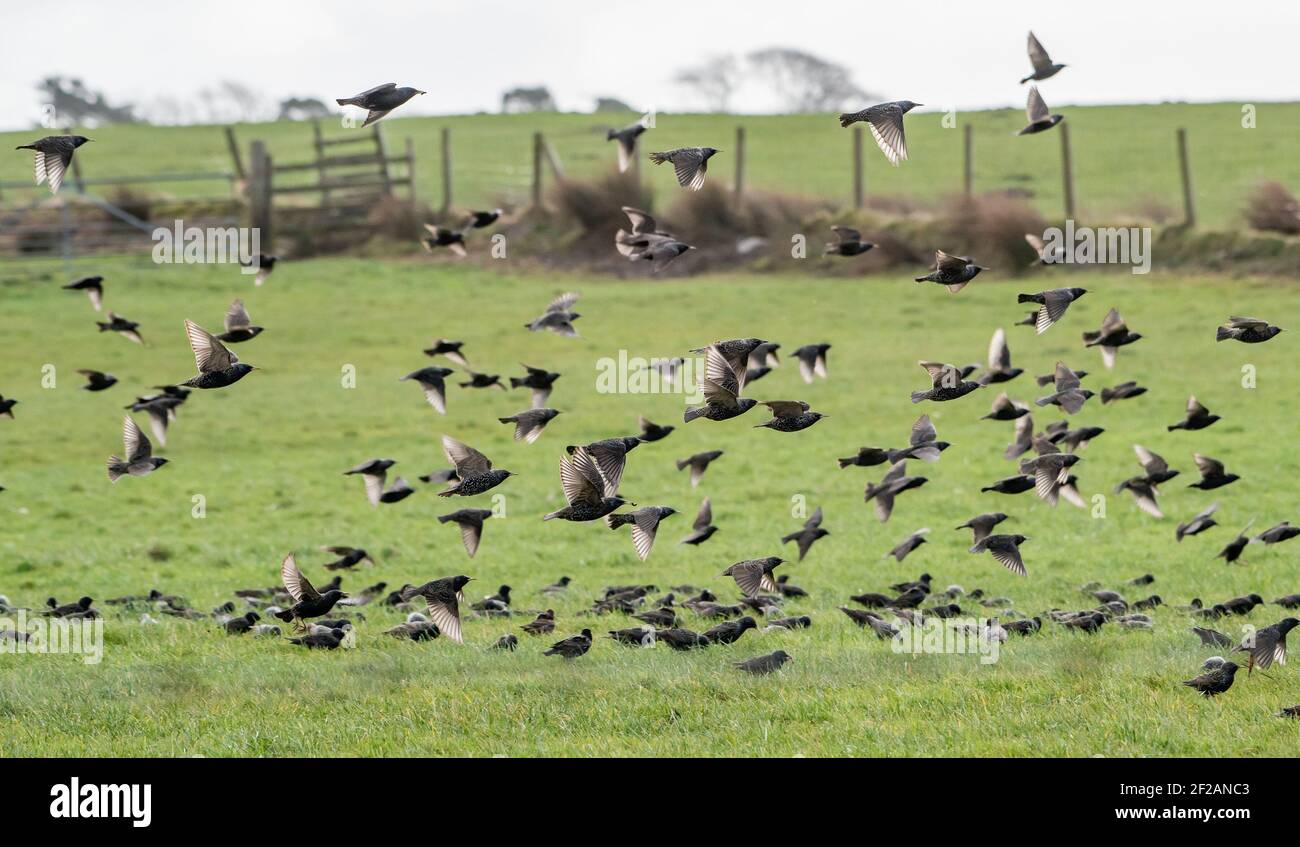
{"left": 1245, "top": 181, "right": 1300, "bottom": 235}
{"left": 937, "top": 192, "right": 1048, "bottom": 276}
{"left": 549, "top": 170, "right": 651, "bottom": 233}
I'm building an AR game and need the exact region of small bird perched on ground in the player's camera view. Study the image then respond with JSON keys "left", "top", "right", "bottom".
{"left": 77, "top": 369, "right": 117, "bottom": 392}
{"left": 1169, "top": 395, "right": 1220, "bottom": 432}
{"left": 544, "top": 449, "right": 629, "bottom": 522}
{"left": 107, "top": 416, "right": 169, "bottom": 482}
{"left": 1035, "top": 362, "right": 1093, "bottom": 414}
{"left": 179, "top": 320, "right": 255, "bottom": 389}
{"left": 648, "top": 146, "right": 720, "bottom": 190}
{"left": 887, "top": 528, "right": 929, "bottom": 562}
{"left": 722, "top": 557, "right": 786, "bottom": 598}
{"left": 1216, "top": 316, "right": 1282, "bottom": 344}
{"left": 1176, "top": 503, "right": 1219, "bottom": 542}
{"left": 704, "top": 616, "right": 757, "bottom": 645}
{"left": 526, "top": 292, "right": 580, "bottom": 336}
{"left": 606, "top": 506, "right": 677, "bottom": 560}
{"left": 840, "top": 607, "right": 900, "bottom": 639}
{"left": 824, "top": 226, "right": 875, "bottom": 257}
{"left": 608, "top": 625, "right": 656, "bottom": 647}
{"left": 63, "top": 275, "right": 104, "bottom": 310}
{"left": 499, "top": 408, "right": 561, "bottom": 444}
{"left": 956, "top": 513, "right": 1008, "bottom": 544}
{"left": 401, "top": 367, "right": 453, "bottom": 414}
{"left": 911, "top": 361, "right": 982, "bottom": 403}
{"left": 439, "top": 436, "right": 514, "bottom": 497}
{"left": 423, "top": 339, "right": 469, "bottom": 366}
{"left": 680, "top": 497, "right": 718, "bottom": 546}
{"left": 287, "top": 628, "right": 347, "bottom": 649}
{"left": 783, "top": 507, "right": 829, "bottom": 561}
{"left": 491, "top": 634, "right": 518, "bottom": 651}
{"left": 1082, "top": 308, "right": 1142, "bottom": 369}
{"left": 344, "top": 458, "right": 396, "bottom": 508}
{"left": 791, "top": 343, "right": 831, "bottom": 384}
{"left": 1018, "top": 87, "right": 1063, "bottom": 135}
{"left": 321, "top": 546, "right": 374, "bottom": 571}
{"left": 521, "top": 610, "right": 556, "bottom": 636}
{"left": 336, "top": 83, "right": 425, "bottom": 126}
{"left": 971, "top": 534, "right": 1028, "bottom": 576}
{"left": 1183, "top": 660, "right": 1239, "bottom": 697}
{"left": 637, "top": 416, "right": 674, "bottom": 442}
{"left": 1235, "top": 618, "right": 1299, "bottom": 673}
{"left": 1189, "top": 454, "right": 1239, "bottom": 490}
{"left": 421, "top": 224, "right": 467, "bottom": 258}
{"left": 980, "top": 328, "right": 1023, "bottom": 384}
{"left": 755, "top": 400, "right": 826, "bottom": 432}
{"left": 225, "top": 612, "right": 261, "bottom": 635}
{"left": 866, "top": 460, "right": 928, "bottom": 522}
{"left": 242, "top": 253, "right": 277, "bottom": 286}
{"left": 15, "top": 134, "right": 91, "bottom": 194}
{"left": 438, "top": 509, "right": 494, "bottom": 558}
{"left": 1193, "top": 626, "right": 1233, "bottom": 648}
{"left": 216, "top": 299, "right": 264, "bottom": 343}
{"left": 838, "top": 100, "right": 921, "bottom": 165}
{"left": 1018, "top": 287, "right": 1088, "bottom": 334}
{"left": 96, "top": 312, "right": 144, "bottom": 344}
{"left": 1258, "top": 522, "right": 1300, "bottom": 545}
{"left": 1022, "top": 31, "right": 1067, "bottom": 83}
{"left": 510, "top": 364, "right": 561, "bottom": 408}
{"left": 607, "top": 115, "right": 649, "bottom": 172}
{"left": 400, "top": 575, "right": 471, "bottom": 644}
{"left": 544, "top": 629, "right": 594, "bottom": 659}
{"left": 733, "top": 650, "right": 792, "bottom": 675}
{"left": 915, "top": 250, "right": 987, "bottom": 292}
{"left": 274, "top": 554, "right": 348, "bottom": 632}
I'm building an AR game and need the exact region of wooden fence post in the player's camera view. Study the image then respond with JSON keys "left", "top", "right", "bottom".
{"left": 1059, "top": 121, "right": 1075, "bottom": 220}
{"left": 963, "top": 123, "right": 973, "bottom": 197}
{"left": 248, "top": 140, "right": 273, "bottom": 251}
{"left": 439, "top": 127, "right": 453, "bottom": 214}
{"left": 312, "top": 121, "right": 331, "bottom": 207}
{"left": 532, "top": 132, "right": 544, "bottom": 208}
{"left": 64, "top": 128, "right": 86, "bottom": 194}
{"left": 406, "top": 136, "right": 418, "bottom": 220}
{"left": 852, "top": 127, "right": 864, "bottom": 210}
{"left": 1176, "top": 127, "right": 1195, "bottom": 227}
{"left": 374, "top": 123, "right": 392, "bottom": 196}
{"left": 544, "top": 138, "right": 565, "bottom": 182}
{"left": 733, "top": 126, "right": 746, "bottom": 201}
{"left": 224, "top": 126, "right": 246, "bottom": 182}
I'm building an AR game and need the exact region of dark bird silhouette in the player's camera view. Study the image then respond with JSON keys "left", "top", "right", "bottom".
{"left": 491, "top": 633, "right": 519, "bottom": 651}
{"left": 703, "top": 616, "right": 757, "bottom": 645}
{"left": 839, "top": 606, "right": 900, "bottom": 639}
{"left": 680, "top": 497, "right": 718, "bottom": 546}
{"left": 1019, "top": 439, "right": 1081, "bottom": 505}
{"left": 471, "top": 585, "right": 511, "bottom": 614}
{"left": 722, "top": 557, "right": 786, "bottom": 598}
{"left": 606, "top": 506, "right": 678, "bottom": 560}
{"left": 525, "top": 292, "right": 580, "bottom": 336}
{"left": 77, "top": 369, "right": 117, "bottom": 391}
{"left": 499, "top": 407, "right": 560, "bottom": 444}
{"left": 400, "top": 366, "right": 453, "bottom": 414}
{"left": 970, "top": 534, "right": 1028, "bottom": 576}
{"left": 1116, "top": 476, "right": 1163, "bottom": 518}
{"left": 463, "top": 209, "right": 502, "bottom": 229}
{"left": 421, "top": 224, "right": 467, "bottom": 258}
{"left": 15, "top": 134, "right": 90, "bottom": 194}
{"left": 544, "top": 629, "right": 594, "bottom": 659}
{"left": 648, "top": 146, "right": 720, "bottom": 189}
{"left": 1257, "top": 522, "right": 1300, "bottom": 546}
{"left": 287, "top": 628, "right": 346, "bottom": 649}
{"left": 792, "top": 343, "right": 832, "bottom": 383}
{"left": 1235, "top": 618, "right": 1299, "bottom": 673}
{"left": 510, "top": 364, "right": 561, "bottom": 408}
{"left": 400, "top": 575, "right": 472, "bottom": 644}
{"left": 459, "top": 370, "right": 505, "bottom": 391}
{"left": 1189, "top": 454, "right": 1239, "bottom": 490}
{"left": 914, "top": 250, "right": 987, "bottom": 292}
{"left": 1017, "top": 86, "right": 1063, "bottom": 134}
{"left": 887, "top": 528, "right": 929, "bottom": 562}
{"left": 982, "top": 475, "right": 1035, "bottom": 496}
{"left": 216, "top": 299, "right": 264, "bottom": 343}
{"left": 544, "top": 449, "right": 629, "bottom": 522}
{"left": 837, "top": 446, "right": 892, "bottom": 469}
{"left": 106, "top": 416, "right": 169, "bottom": 482}
{"left": 439, "top": 436, "right": 514, "bottom": 497}
{"left": 733, "top": 650, "right": 792, "bottom": 675}
{"left": 911, "top": 361, "right": 982, "bottom": 403}
{"left": 1176, "top": 502, "right": 1219, "bottom": 542}
{"left": 956, "top": 512, "right": 1008, "bottom": 544}
{"left": 63, "top": 275, "right": 103, "bottom": 311}
{"left": 1217, "top": 316, "right": 1282, "bottom": 344}
{"left": 423, "top": 338, "right": 468, "bottom": 366}
{"left": 344, "top": 458, "right": 396, "bottom": 508}
{"left": 321, "top": 546, "right": 373, "bottom": 571}
{"left": 438, "top": 509, "right": 494, "bottom": 558}
{"left": 336, "top": 83, "right": 425, "bottom": 126}
{"left": 824, "top": 226, "right": 875, "bottom": 256}
{"left": 274, "top": 554, "right": 348, "bottom": 631}
{"left": 677, "top": 449, "right": 723, "bottom": 487}
{"left": 980, "top": 328, "right": 1023, "bottom": 385}
{"left": 755, "top": 400, "right": 826, "bottom": 432}
{"left": 225, "top": 612, "right": 261, "bottom": 635}
{"left": 1217, "top": 521, "right": 1255, "bottom": 565}
{"left": 608, "top": 625, "right": 656, "bottom": 647}
{"left": 656, "top": 628, "right": 710, "bottom": 650}
{"left": 1192, "top": 626, "right": 1233, "bottom": 648}
{"left": 1100, "top": 381, "right": 1147, "bottom": 404}
{"left": 635, "top": 416, "right": 674, "bottom": 443}
{"left": 837, "top": 100, "right": 922, "bottom": 166}
{"left": 1082, "top": 308, "right": 1142, "bottom": 369}
{"left": 1169, "top": 395, "right": 1220, "bottom": 432}
{"left": 607, "top": 116, "right": 649, "bottom": 172}
{"left": 782, "top": 507, "right": 829, "bottom": 561}
{"left": 1017, "top": 287, "right": 1087, "bottom": 334}
{"left": 1183, "top": 660, "right": 1239, "bottom": 697}
{"left": 865, "top": 460, "right": 928, "bottom": 522}
{"left": 179, "top": 320, "right": 255, "bottom": 389}
{"left": 241, "top": 253, "right": 277, "bottom": 286}
{"left": 96, "top": 312, "right": 143, "bottom": 344}
{"left": 1022, "top": 31, "right": 1067, "bottom": 83}
{"left": 1035, "top": 362, "right": 1093, "bottom": 414}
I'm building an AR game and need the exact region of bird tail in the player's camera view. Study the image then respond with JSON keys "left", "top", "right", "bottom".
{"left": 96, "top": 323, "right": 111, "bottom": 332}
{"left": 106, "top": 457, "right": 126, "bottom": 483}
{"left": 497, "top": 416, "right": 516, "bottom": 424}
{"left": 509, "top": 377, "right": 526, "bottom": 388}
{"left": 542, "top": 509, "right": 565, "bottom": 521}
{"left": 675, "top": 457, "right": 690, "bottom": 470}
{"left": 1167, "top": 423, "right": 1181, "bottom": 432}
{"left": 273, "top": 608, "right": 295, "bottom": 623}
{"left": 683, "top": 405, "right": 707, "bottom": 423}
{"left": 837, "top": 457, "right": 855, "bottom": 469}
{"left": 1020, "top": 74, "right": 1034, "bottom": 85}
{"left": 913, "top": 275, "right": 929, "bottom": 283}
{"left": 604, "top": 513, "right": 633, "bottom": 530}
{"left": 335, "top": 97, "right": 359, "bottom": 107}
{"left": 1016, "top": 293, "right": 1040, "bottom": 304}
{"left": 1215, "top": 327, "right": 1233, "bottom": 342}
{"left": 648, "top": 151, "right": 669, "bottom": 165}
{"left": 910, "top": 390, "right": 928, "bottom": 404}
{"left": 1100, "top": 387, "right": 1117, "bottom": 404}
{"left": 15, "top": 144, "right": 35, "bottom": 151}
{"left": 837, "top": 112, "right": 861, "bottom": 128}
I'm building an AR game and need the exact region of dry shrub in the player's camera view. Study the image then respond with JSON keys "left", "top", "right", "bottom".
{"left": 1133, "top": 194, "right": 1175, "bottom": 225}
{"left": 938, "top": 192, "right": 1048, "bottom": 276}
{"left": 1245, "top": 181, "right": 1300, "bottom": 235}
{"left": 367, "top": 194, "right": 438, "bottom": 241}
{"left": 106, "top": 186, "right": 153, "bottom": 221}
{"left": 549, "top": 170, "right": 651, "bottom": 233}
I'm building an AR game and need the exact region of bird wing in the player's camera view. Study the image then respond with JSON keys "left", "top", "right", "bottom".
{"left": 442, "top": 436, "right": 492, "bottom": 476}
{"left": 1228, "top": 316, "right": 1268, "bottom": 329}
{"left": 622, "top": 206, "right": 657, "bottom": 236}
{"left": 935, "top": 250, "right": 969, "bottom": 274}
{"left": 1027, "top": 32, "right": 1054, "bottom": 72}
{"left": 694, "top": 497, "right": 713, "bottom": 530}
{"left": 417, "top": 378, "right": 447, "bottom": 414}
{"left": 910, "top": 414, "right": 937, "bottom": 447}
{"left": 123, "top": 415, "right": 151, "bottom": 463}
{"left": 457, "top": 519, "right": 483, "bottom": 558}
{"left": 426, "top": 596, "right": 463, "bottom": 644}
{"left": 1133, "top": 444, "right": 1167, "bottom": 475}
{"left": 988, "top": 327, "right": 1010, "bottom": 370}
{"left": 1006, "top": 414, "right": 1034, "bottom": 459}
{"left": 185, "top": 319, "right": 237, "bottom": 373}
{"left": 1192, "top": 501, "right": 1219, "bottom": 523}
{"left": 1187, "top": 395, "right": 1208, "bottom": 417}
{"left": 866, "top": 106, "right": 908, "bottom": 166}
{"left": 281, "top": 553, "right": 321, "bottom": 603}
{"left": 1052, "top": 361, "right": 1079, "bottom": 392}
{"left": 920, "top": 360, "right": 959, "bottom": 389}
{"left": 224, "top": 298, "right": 251, "bottom": 332}
{"left": 630, "top": 511, "right": 661, "bottom": 561}
{"left": 40, "top": 150, "right": 70, "bottom": 194}
{"left": 670, "top": 149, "right": 706, "bottom": 189}
{"left": 832, "top": 225, "right": 862, "bottom": 245}
{"left": 559, "top": 452, "right": 602, "bottom": 506}
{"left": 707, "top": 344, "right": 749, "bottom": 394}
{"left": 1024, "top": 233, "right": 1045, "bottom": 253}
{"left": 547, "top": 291, "right": 580, "bottom": 314}
{"left": 1026, "top": 86, "right": 1051, "bottom": 124}
{"left": 1037, "top": 289, "right": 1075, "bottom": 332}
{"left": 727, "top": 563, "right": 764, "bottom": 598}
{"left": 806, "top": 506, "right": 824, "bottom": 529}
{"left": 352, "top": 82, "right": 397, "bottom": 100}
{"left": 1099, "top": 307, "right": 1126, "bottom": 336}
{"left": 583, "top": 441, "right": 628, "bottom": 497}
{"left": 1128, "top": 483, "right": 1164, "bottom": 518}
{"left": 990, "top": 542, "right": 1027, "bottom": 577}
{"left": 762, "top": 400, "right": 809, "bottom": 419}
{"left": 1194, "top": 453, "right": 1225, "bottom": 477}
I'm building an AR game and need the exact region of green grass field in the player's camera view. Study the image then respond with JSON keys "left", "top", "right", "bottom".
{"left": 2, "top": 102, "right": 1298, "bottom": 229}
{"left": 1, "top": 256, "right": 1298, "bottom": 756}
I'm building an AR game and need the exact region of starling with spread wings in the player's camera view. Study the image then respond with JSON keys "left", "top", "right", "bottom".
{"left": 106, "top": 416, "right": 170, "bottom": 483}
{"left": 837, "top": 101, "right": 922, "bottom": 166}
{"left": 439, "top": 436, "right": 514, "bottom": 497}
{"left": 606, "top": 506, "right": 678, "bottom": 561}
{"left": 915, "top": 250, "right": 987, "bottom": 292}
{"left": 680, "top": 497, "right": 718, "bottom": 546}
{"left": 648, "top": 146, "right": 720, "bottom": 190}
{"left": 179, "top": 320, "right": 256, "bottom": 388}
{"left": 216, "top": 299, "right": 264, "bottom": 343}
{"left": 911, "top": 361, "right": 982, "bottom": 403}
{"left": 1021, "top": 31, "right": 1067, "bottom": 83}
{"left": 336, "top": 83, "right": 425, "bottom": 127}
{"left": 438, "top": 509, "right": 494, "bottom": 558}
{"left": 1017, "top": 287, "right": 1088, "bottom": 334}
{"left": 15, "top": 135, "right": 90, "bottom": 195}
{"left": 274, "top": 554, "right": 348, "bottom": 631}
{"left": 1017, "top": 86, "right": 1063, "bottom": 135}
{"left": 824, "top": 226, "right": 875, "bottom": 257}
{"left": 399, "top": 575, "right": 471, "bottom": 644}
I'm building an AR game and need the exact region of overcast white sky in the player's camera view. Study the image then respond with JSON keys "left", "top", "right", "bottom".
{"left": 1, "top": 0, "right": 1294, "bottom": 128}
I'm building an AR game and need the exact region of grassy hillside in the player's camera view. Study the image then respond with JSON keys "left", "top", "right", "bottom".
{"left": 0, "top": 257, "right": 1298, "bottom": 755}
{"left": 2, "top": 102, "right": 1297, "bottom": 229}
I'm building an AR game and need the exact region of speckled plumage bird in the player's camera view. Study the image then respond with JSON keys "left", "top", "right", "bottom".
{"left": 914, "top": 250, "right": 987, "bottom": 292}
{"left": 1019, "top": 439, "right": 1082, "bottom": 505}
{"left": 63, "top": 275, "right": 104, "bottom": 310}
{"left": 1082, "top": 308, "right": 1142, "bottom": 369}
{"left": 1235, "top": 618, "right": 1299, "bottom": 673}
{"left": 1217, "top": 316, "right": 1282, "bottom": 343}
{"left": 971, "top": 534, "right": 1028, "bottom": 576}
{"left": 499, "top": 407, "right": 560, "bottom": 444}
{"left": 399, "top": 574, "right": 471, "bottom": 644}
{"left": 1022, "top": 31, "right": 1067, "bottom": 83}
{"left": 824, "top": 226, "right": 875, "bottom": 256}
{"left": 438, "top": 508, "right": 493, "bottom": 558}
{"left": 1183, "top": 660, "right": 1238, "bottom": 697}
{"left": 911, "top": 361, "right": 982, "bottom": 403}
{"left": 956, "top": 512, "right": 1008, "bottom": 544}
{"left": 648, "top": 146, "right": 720, "bottom": 189}
{"left": 439, "top": 436, "right": 514, "bottom": 497}
{"left": 274, "top": 554, "right": 348, "bottom": 631}
{"left": 1018, "top": 287, "right": 1088, "bottom": 334}
{"left": 401, "top": 366, "right": 453, "bottom": 414}
{"left": 567, "top": 436, "right": 639, "bottom": 498}
{"left": 722, "top": 557, "right": 786, "bottom": 598}
{"left": 544, "top": 629, "right": 594, "bottom": 659}
{"left": 755, "top": 400, "right": 826, "bottom": 432}
{"left": 704, "top": 616, "right": 757, "bottom": 645}
{"left": 606, "top": 506, "right": 677, "bottom": 560}
{"left": 336, "top": 83, "right": 425, "bottom": 126}
{"left": 838, "top": 100, "right": 921, "bottom": 166}
{"left": 1017, "top": 86, "right": 1063, "bottom": 135}
{"left": 1035, "top": 362, "right": 1093, "bottom": 414}
{"left": 544, "top": 449, "right": 629, "bottom": 522}
{"left": 179, "top": 320, "right": 255, "bottom": 389}
{"left": 106, "top": 416, "right": 169, "bottom": 482}
{"left": 782, "top": 507, "right": 829, "bottom": 561}
{"left": 15, "top": 134, "right": 90, "bottom": 194}
{"left": 679, "top": 497, "right": 718, "bottom": 546}
{"left": 733, "top": 650, "right": 792, "bottom": 674}
{"left": 684, "top": 344, "right": 762, "bottom": 424}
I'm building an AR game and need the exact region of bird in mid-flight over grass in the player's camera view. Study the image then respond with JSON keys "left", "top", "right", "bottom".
{"left": 648, "top": 147, "right": 720, "bottom": 190}
{"left": 15, "top": 135, "right": 90, "bottom": 194}
{"left": 837, "top": 101, "right": 921, "bottom": 166}
{"left": 335, "top": 83, "right": 425, "bottom": 127}
{"left": 1022, "top": 32, "right": 1067, "bottom": 83}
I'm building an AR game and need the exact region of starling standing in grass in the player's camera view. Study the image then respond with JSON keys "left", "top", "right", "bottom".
{"left": 77, "top": 369, "right": 117, "bottom": 392}
{"left": 956, "top": 513, "right": 1008, "bottom": 544}
{"left": 1258, "top": 522, "right": 1300, "bottom": 545}
{"left": 734, "top": 650, "right": 792, "bottom": 675}
{"left": 63, "top": 275, "right": 103, "bottom": 310}
{"left": 544, "top": 449, "right": 629, "bottom": 521}
{"left": 1275, "top": 594, "right": 1300, "bottom": 610}
{"left": 525, "top": 292, "right": 581, "bottom": 336}
{"left": 96, "top": 312, "right": 143, "bottom": 344}
{"left": 1183, "top": 660, "right": 1239, "bottom": 697}
{"left": 179, "top": 320, "right": 256, "bottom": 389}
{"left": 887, "top": 528, "right": 929, "bottom": 562}
{"left": 1168, "top": 395, "right": 1220, "bottom": 432}
{"left": 344, "top": 458, "right": 396, "bottom": 508}
{"left": 911, "top": 361, "right": 982, "bottom": 403}
{"left": 637, "top": 416, "right": 674, "bottom": 442}
{"left": 980, "top": 328, "right": 1024, "bottom": 385}
{"left": 1017, "top": 87, "right": 1063, "bottom": 135}
{"left": 1022, "top": 31, "right": 1067, "bottom": 83}
{"left": 755, "top": 400, "right": 827, "bottom": 432}
{"left": 865, "top": 460, "right": 928, "bottom": 522}
{"left": 648, "top": 146, "right": 720, "bottom": 190}
{"left": 15, "top": 134, "right": 90, "bottom": 194}
{"left": 544, "top": 629, "right": 594, "bottom": 659}
{"left": 423, "top": 339, "right": 468, "bottom": 366}
{"left": 914, "top": 250, "right": 987, "bottom": 292}
{"left": 439, "top": 437, "right": 513, "bottom": 497}
{"left": 1035, "top": 362, "right": 1093, "bottom": 414}
{"left": 656, "top": 628, "right": 710, "bottom": 650}
{"left": 633, "top": 608, "right": 676, "bottom": 628}
{"left": 782, "top": 507, "right": 829, "bottom": 561}
{"left": 608, "top": 625, "right": 656, "bottom": 647}
{"left": 680, "top": 497, "right": 718, "bottom": 546}
{"left": 677, "top": 450, "right": 723, "bottom": 487}
{"left": 400, "top": 367, "right": 453, "bottom": 414}
{"left": 722, "top": 557, "right": 786, "bottom": 598}
{"left": 825, "top": 226, "right": 875, "bottom": 256}
{"left": 792, "top": 344, "right": 831, "bottom": 383}
{"left": 970, "top": 534, "right": 1028, "bottom": 576}
{"left": 510, "top": 364, "right": 561, "bottom": 408}
{"left": 606, "top": 506, "right": 678, "bottom": 560}
{"left": 225, "top": 612, "right": 261, "bottom": 635}
{"left": 1082, "top": 308, "right": 1143, "bottom": 369}
{"left": 336, "top": 83, "right": 425, "bottom": 126}
{"left": 840, "top": 607, "right": 900, "bottom": 639}
{"left": 519, "top": 610, "right": 556, "bottom": 636}
{"left": 1176, "top": 503, "right": 1219, "bottom": 541}
{"left": 421, "top": 224, "right": 467, "bottom": 257}
{"left": 471, "top": 585, "right": 511, "bottom": 614}
{"left": 400, "top": 575, "right": 471, "bottom": 644}
{"left": 274, "top": 554, "right": 348, "bottom": 632}
{"left": 499, "top": 408, "right": 560, "bottom": 444}
{"left": 1235, "top": 618, "right": 1299, "bottom": 673}
{"left": 321, "top": 546, "right": 374, "bottom": 571}
{"left": 1018, "top": 287, "right": 1088, "bottom": 334}
{"left": 438, "top": 509, "right": 493, "bottom": 558}
{"left": 838, "top": 100, "right": 921, "bottom": 166}
{"left": 1190, "top": 454, "right": 1239, "bottom": 490}
{"left": 1217, "top": 316, "right": 1283, "bottom": 343}
{"left": 216, "top": 299, "right": 264, "bottom": 343}
{"left": 287, "top": 628, "right": 347, "bottom": 649}
{"left": 703, "top": 616, "right": 757, "bottom": 645}
{"left": 607, "top": 116, "right": 649, "bottom": 172}
{"left": 106, "top": 416, "right": 169, "bottom": 482}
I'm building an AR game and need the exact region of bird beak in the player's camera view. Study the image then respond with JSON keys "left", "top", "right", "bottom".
{"left": 417, "top": 90, "right": 427, "bottom": 96}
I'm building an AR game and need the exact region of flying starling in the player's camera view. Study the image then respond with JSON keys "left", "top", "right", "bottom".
{"left": 1050, "top": 425, "right": 1105, "bottom": 452}
{"left": 782, "top": 507, "right": 829, "bottom": 561}
{"left": 648, "top": 147, "right": 720, "bottom": 190}
{"left": 1017, "top": 287, "right": 1088, "bottom": 334}
{"left": 96, "top": 312, "right": 143, "bottom": 344}
{"left": 677, "top": 450, "right": 724, "bottom": 488}
{"left": 911, "top": 361, "right": 982, "bottom": 403}
{"left": 124, "top": 395, "right": 179, "bottom": 446}
{"left": 1168, "top": 395, "right": 1220, "bottom": 432}
{"left": 179, "top": 320, "right": 256, "bottom": 388}
{"left": 606, "top": 506, "right": 678, "bottom": 560}
{"left": 106, "top": 416, "right": 169, "bottom": 482}
{"left": 1082, "top": 308, "right": 1142, "bottom": 369}
{"left": 896, "top": 414, "right": 950, "bottom": 462}
{"left": 865, "top": 460, "right": 928, "bottom": 522}
{"left": 1176, "top": 502, "right": 1219, "bottom": 541}
{"left": 321, "top": 546, "right": 374, "bottom": 571}
{"left": 733, "top": 650, "right": 792, "bottom": 675}
{"left": 685, "top": 347, "right": 759, "bottom": 423}
{"left": 1115, "top": 476, "right": 1163, "bottom": 518}
{"left": 274, "top": 554, "right": 348, "bottom": 631}
{"left": 1100, "top": 381, "right": 1146, "bottom": 404}
{"left": 984, "top": 392, "right": 1029, "bottom": 422}
{"left": 1022, "top": 31, "right": 1067, "bottom": 83}
{"left": 525, "top": 292, "right": 581, "bottom": 336}
{"left": 1217, "top": 316, "right": 1282, "bottom": 343}
{"left": 438, "top": 509, "right": 493, "bottom": 558}
{"left": 335, "top": 83, "right": 425, "bottom": 126}
{"left": 401, "top": 366, "right": 453, "bottom": 414}
{"left": 838, "top": 100, "right": 922, "bottom": 166}
{"left": 421, "top": 224, "right": 467, "bottom": 258}
{"left": 703, "top": 616, "right": 757, "bottom": 645}
{"left": 792, "top": 344, "right": 831, "bottom": 384}
{"left": 423, "top": 339, "right": 468, "bottom": 366}
{"left": 755, "top": 400, "right": 826, "bottom": 432}
{"left": 242, "top": 253, "right": 277, "bottom": 286}
{"left": 439, "top": 436, "right": 513, "bottom": 497}
{"left": 1024, "top": 233, "right": 1067, "bottom": 265}
{"left": 1190, "top": 454, "right": 1239, "bottom": 490}
{"left": 460, "top": 370, "right": 505, "bottom": 390}
{"left": 1235, "top": 618, "right": 1299, "bottom": 674}
{"left": 543, "top": 449, "right": 629, "bottom": 521}
{"left": 510, "top": 364, "right": 561, "bottom": 408}
{"left": 607, "top": 116, "right": 649, "bottom": 172}
{"left": 981, "top": 475, "right": 1035, "bottom": 495}
{"left": 914, "top": 250, "right": 987, "bottom": 292}
{"left": 979, "top": 328, "right": 1024, "bottom": 385}
{"left": 1257, "top": 522, "right": 1300, "bottom": 545}
{"left": 15, "top": 134, "right": 90, "bottom": 194}
{"left": 722, "top": 557, "right": 785, "bottom": 598}
{"left": 956, "top": 512, "right": 1008, "bottom": 544}
{"left": 971, "top": 534, "right": 1028, "bottom": 576}
{"left": 1183, "top": 660, "right": 1239, "bottom": 697}
{"left": 824, "top": 226, "right": 875, "bottom": 257}
{"left": 1035, "top": 362, "right": 1093, "bottom": 414}
{"left": 567, "top": 436, "right": 640, "bottom": 497}
{"left": 1017, "top": 87, "right": 1063, "bottom": 135}
{"left": 887, "top": 528, "right": 929, "bottom": 562}
{"left": 544, "top": 629, "right": 594, "bottom": 659}
{"left": 616, "top": 207, "right": 678, "bottom": 258}
{"left": 837, "top": 446, "right": 892, "bottom": 469}
{"left": 631, "top": 238, "right": 694, "bottom": 271}
{"left": 463, "top": 209, "right": 502, "bottom": 229}
{"left": 499, "top": 408, "right": 560, "bottom": 444}
{"left": 680, "top": 497, "right": 718, "bottom": 546}
{"left": 382, "top": 480, "right": 416, "bottom": 505}
{"left": 216, "top": 299, "right": 264, "bottom": 343}
{"left": 63, "top": 275, "right": 103, "bottom": 311}
{"left": 400, "top": 575, "right": 471, "bottom": 644}
{"left": 344, "top": 458, "right": 396, "bottom": 507}
{"left": 637, "top": 416, "right": 674, "bottom": 442}
{"left": 1131, "top": 445, "right": 1179, "bottom": 488}
{"left": 1217, "top": 522, "right": 1255, "bottom": 564}
{"left": 77, "top": 369, "right": 117, "bottom": 392}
